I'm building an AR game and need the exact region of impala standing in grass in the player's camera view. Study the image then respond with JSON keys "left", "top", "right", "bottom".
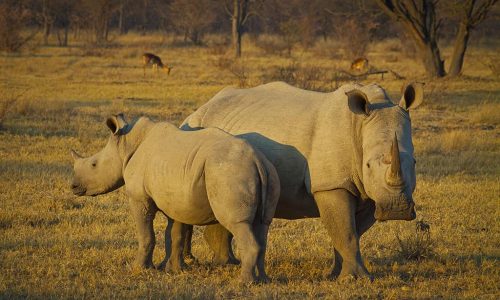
{"left": 142, "top": 53, "right": 172, "bottom": 77}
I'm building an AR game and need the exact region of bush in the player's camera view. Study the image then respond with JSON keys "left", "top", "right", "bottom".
{"left": 255, "top": 36, "right": 288, "bottom": 56}
{"left": 263, "top": 62, "right": 329, "bottom": 91}
{"left": 395, "top": 220, "right": 434, "bottom": 261}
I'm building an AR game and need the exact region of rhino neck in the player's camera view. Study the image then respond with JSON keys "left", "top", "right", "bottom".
{"left": 118, "top": 117, "right": 155, "bottom": 171}
{"left": 350, "top": 112, "right": 369, "bottom": 200}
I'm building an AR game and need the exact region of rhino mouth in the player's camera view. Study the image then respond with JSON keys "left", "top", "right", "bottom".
{"left": 375, "top": 195, "right": 416, "bottom": 221}
{"left": 71, "top": 185, "right": 87, "bottom": 196}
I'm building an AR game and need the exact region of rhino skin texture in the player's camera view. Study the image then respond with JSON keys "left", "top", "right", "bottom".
{"left": 178, "top": 81, "right": 423, "bottom": 280}
{"left": 71, "top": 115, "right": 280, "bottom": 284}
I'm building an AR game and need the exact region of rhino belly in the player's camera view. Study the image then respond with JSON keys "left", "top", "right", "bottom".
{"left": 150, "top": 182, "right": 217, "bottom": 226}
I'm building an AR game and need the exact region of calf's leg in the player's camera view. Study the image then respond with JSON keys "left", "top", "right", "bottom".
{"left": 129, "top": 198, "right": 157, "bottom": 269}
{"left": 314, "top": 189, "right": 372, "bottom": 280}
{"left": 224, "top": 222, "right": 260, "bottom": 284}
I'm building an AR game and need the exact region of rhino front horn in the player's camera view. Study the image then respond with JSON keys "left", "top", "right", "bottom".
{"left": 386, "top": 133, "right": 404, "bottom": 186}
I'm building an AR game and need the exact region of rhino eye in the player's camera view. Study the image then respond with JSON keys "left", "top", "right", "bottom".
{"left": 91, "top": 161, "right": 97, "bottom": 168}
{"left": 413, "top": 158, "right": 417, "bottom": 164}
{"left": 366, "top": 162, "right": 371, "bottom": 169}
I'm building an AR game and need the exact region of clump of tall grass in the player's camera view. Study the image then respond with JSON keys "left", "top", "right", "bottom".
{"left": 395, "top": 220, "right": 434, "bottom": 261}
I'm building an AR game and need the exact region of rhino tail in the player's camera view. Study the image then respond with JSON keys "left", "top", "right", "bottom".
{"left": 254, "top": 155, "right": 268, "bottom": 225}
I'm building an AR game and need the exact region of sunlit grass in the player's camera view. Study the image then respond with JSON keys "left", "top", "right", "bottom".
{"left": 0, "top": 32, "right": 499, "bottom": 298}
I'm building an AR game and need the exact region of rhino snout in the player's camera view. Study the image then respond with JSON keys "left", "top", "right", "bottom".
{"left": 71, "top": 181, "right": 87, "bottom": 196}
{"left": 374, "top": 197, "right": 416, "bottom": 222}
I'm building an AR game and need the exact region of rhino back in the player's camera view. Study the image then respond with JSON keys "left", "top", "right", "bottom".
{"left": 126, "top": 124, "right": 237, "bottom": 224}
{"left": 183, "top": 82, "right": 359, "bottom": 193}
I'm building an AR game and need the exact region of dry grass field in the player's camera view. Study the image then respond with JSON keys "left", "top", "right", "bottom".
{"left": 0, "top": 33, "right": 499, "bottom": 299}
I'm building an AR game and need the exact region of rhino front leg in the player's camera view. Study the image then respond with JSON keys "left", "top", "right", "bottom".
{"left": 204, "top": 224, "right": 240, "bottom": 265}
{"left": 129, "top": 198, "right": 157, "bottom": 269}
{"left": 314, "top": 189, "right": 372, "bottom": 281}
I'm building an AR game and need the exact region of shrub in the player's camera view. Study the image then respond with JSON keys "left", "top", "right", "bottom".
{"left": 263, "top": 62, "right": 329, "bottom": 91}
{"left": 395, "top": 220, "right": 434, "bottom": 261}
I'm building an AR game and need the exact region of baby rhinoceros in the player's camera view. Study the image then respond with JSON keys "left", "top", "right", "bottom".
{"left": 70, "top": 114, "right": 280, "bottom": 284}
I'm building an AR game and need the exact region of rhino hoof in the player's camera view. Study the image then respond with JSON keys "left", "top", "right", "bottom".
{"left": 164, "top": 260, "right": 187, "bottom": 274}
{"left": 257, "top": 275, "right": 272, "bottom": 284}
{"left": 183, "top": 254, "right": 199, "bottom": 266}
{"left": 238, "top": 275, "right": 257, "bottom": 286}
{"left": 338, "top": 270, "right": 374, "bottom": 282}
{"left": 213, "top": 256, "right": 240, "bottom": 265}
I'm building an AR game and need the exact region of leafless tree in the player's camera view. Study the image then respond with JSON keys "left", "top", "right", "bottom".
{"left": 448, "top": 0, "right": 498, "bottom": 77}
{"left": 224, "top": 0, "right": 261, "bottom": 58}
{"left": 376, "top": 0, "right": 445, "bottom": 77}
{"left": 376, "top": 0, "right": 497, "bottom": 78}
{"left": 168, "top": 0, "right": 217, "bottom": 45}
{"left": 81, "top": 0, "right": 120, "bottom": 45}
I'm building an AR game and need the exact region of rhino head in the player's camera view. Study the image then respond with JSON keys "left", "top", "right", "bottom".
{"left": 347, "top": 82, "right": 423, "bottom": 221}
{"left": 70, "top": 114, "right": 129, "bottom": 197}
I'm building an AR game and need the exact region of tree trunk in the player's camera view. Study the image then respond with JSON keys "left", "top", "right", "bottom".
{"left": 232, "top": 0, "right": 242, "bottom": 58}
{"left": 448, "top": 22, "right": 470, "bottom": 77}
{"left": 419, "top": 40, "right": 446, "bottom": 78}
{"left": 42, "top": 0, "right": 50, "bottom": 46}
{"left": 118, "top": 1, "right": 125, "bottom": 35}
{"left": 43, "top": 20, "right": 50, "bottom": 46}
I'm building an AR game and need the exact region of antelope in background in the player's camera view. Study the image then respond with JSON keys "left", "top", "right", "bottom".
{"left": 142, "top": 53, "right": 172, "bottom": 77}
{"left": 350, "top": 57, "right": 369, "bottom": 73}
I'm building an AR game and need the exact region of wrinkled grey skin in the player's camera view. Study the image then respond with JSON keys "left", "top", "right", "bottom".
{"left": 176, "top": 81, "right": 423, "bottom": 280}
{"left": 71, "top": 115, "right": 280, "bottom": 284}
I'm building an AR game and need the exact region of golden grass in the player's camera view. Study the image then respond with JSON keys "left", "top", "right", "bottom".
{"left": 0, "top": 32, "right": 499, "bottom": 299}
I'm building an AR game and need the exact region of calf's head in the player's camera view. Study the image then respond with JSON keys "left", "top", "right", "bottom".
{"left": 348, "top": 82, "right": 423, "bottom": 221}
{"left": 71, "top": 114, "right": 128, "bottom": 196}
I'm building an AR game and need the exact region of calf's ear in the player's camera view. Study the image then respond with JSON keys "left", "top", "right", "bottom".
{"left": 347, "top": 90, "right": 370, "bottom": 116}
{"left": 106, "top": 113, "right": 128, "bottom": 135}
{"left": 399, "top": 82, "right": 424, "bottom": 110}
{"left": 71, "top": 149, "right": 82, "bottom": 160}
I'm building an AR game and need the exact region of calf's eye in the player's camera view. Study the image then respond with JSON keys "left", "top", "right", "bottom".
{"left": 91, "top": 161, "right": 97, "bottom": 168}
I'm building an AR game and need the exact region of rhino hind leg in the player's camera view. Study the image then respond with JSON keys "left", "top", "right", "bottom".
{"left": 314, "top": 189, "right": 372, "bottom": 281}
{"left": 129, "top": 198, "right": 157, "bottom": 269}
{"left": 160, "top": 222, "right": 197, "bottom": 271}
{"left": 163, "top": 218, "right": 189, "bottom": 274}
{"left": 224, "top": 222, "right": 260, "bottom": 284}
{"left": 253, "top": 222, "right": 271, "bottom": 283}
{"left": 204, "top": 224, "right": 240, "bottom": 265}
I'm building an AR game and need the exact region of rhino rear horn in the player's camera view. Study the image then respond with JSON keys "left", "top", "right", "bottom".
{"left": 399, "top": 82, "right": 424, "bottom": 110}
{"left": 386, "top": 133, "right": 404, "bottom": 186}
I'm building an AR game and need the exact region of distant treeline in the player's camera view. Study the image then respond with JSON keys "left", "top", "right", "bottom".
{"left": 1, "top": 0, "right": 498, "bottom": 77}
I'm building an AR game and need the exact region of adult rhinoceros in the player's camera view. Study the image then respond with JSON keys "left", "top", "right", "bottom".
{"left": 178, "top": 81, "right": 423, "bottom": 280}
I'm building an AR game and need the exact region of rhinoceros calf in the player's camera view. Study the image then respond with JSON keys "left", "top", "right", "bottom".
{"left": 70, "top": 114, "right": 280, "bottom": 283}
{"left": 178, "top": 81, "right": 423, "bottom": 280}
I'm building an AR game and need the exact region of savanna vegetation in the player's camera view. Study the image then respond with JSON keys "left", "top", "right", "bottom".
{"left": 1, "top": 0, "right": 499, "bottom": 299}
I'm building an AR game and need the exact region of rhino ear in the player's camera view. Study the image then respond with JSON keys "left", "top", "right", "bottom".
{"left": 71, "top": 149, "right": 82, "bottom": 161}
{"left": 347, "top": 90, "right": 370, "bottom": 116}
{"left": 106, "top": 113, "right": 128, "bottom": 135}
{"left": 399, "top": 82, "right": 424, "bottom": 110}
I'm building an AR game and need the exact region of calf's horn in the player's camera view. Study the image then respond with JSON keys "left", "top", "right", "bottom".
{"left": 386, "top": 133, "right": 404, "bottom": 186}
